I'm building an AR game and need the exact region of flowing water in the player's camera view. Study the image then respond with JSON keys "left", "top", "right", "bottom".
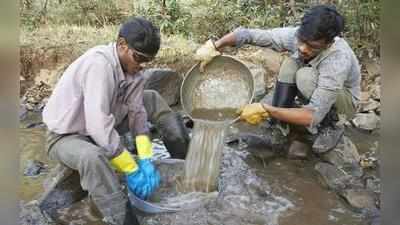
{"left": 20, "top": 114, "right": 378, "bottom": 225}
{"left": 183, "top": 120, "right": 228, "bottom": 192}
{"left": 190, "top": 108, "right": 238, "bottom": 122}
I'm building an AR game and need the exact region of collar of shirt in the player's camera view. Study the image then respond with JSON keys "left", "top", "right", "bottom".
{"left": 110, "top": 42, "right": 144, "bottom": 105}
{"left": 111, "top": 42, "right": 127, "bottom": 83}
{"left": 111, "top": 42, "right": 144, "bottom": 83}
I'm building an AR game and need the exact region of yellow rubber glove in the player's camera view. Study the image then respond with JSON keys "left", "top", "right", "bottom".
{"left": 194, "top": 39, "right": 221, "bottom": 72}
{"left": 110, "top": 149, "right": 138, "bottom": 174}
{"left": 238, "top": 103, "right": 270, "bottom": 125}
{"left": 111, "top": 149, "right": 154, "bottom": 200}
{"left": 136, "top": 135, "right": 153, "bottom": 160}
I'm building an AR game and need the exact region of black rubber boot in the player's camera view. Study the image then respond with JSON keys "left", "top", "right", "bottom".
{"left": 156, "top": 112, "right": 190, "bottom": 159}
{"left": 270, "top": 81, "right": 298, "bottom": 136}
{"left": 312, "top": 107, "right": 344, "bottom": 154}
{"left": 272, "top": 81, "right": 298, "bottom": 108}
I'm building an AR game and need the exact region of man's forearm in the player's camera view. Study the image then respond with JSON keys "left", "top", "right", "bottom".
{"left": 214, "top": 32, "right": 237, "bottom": 51}
{"left": 262, "top": 104, "right": 313, "bottom": 126}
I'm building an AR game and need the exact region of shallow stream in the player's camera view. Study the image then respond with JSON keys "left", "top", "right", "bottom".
{"left": 19, "top": 115, "right": 378, "bottom": 225}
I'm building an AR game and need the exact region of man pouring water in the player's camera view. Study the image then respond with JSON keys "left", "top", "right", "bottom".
{"left": 195, "top": 5, "right": 360, "bottom": 155}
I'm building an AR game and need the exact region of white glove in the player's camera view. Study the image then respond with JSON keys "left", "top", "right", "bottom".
{"left": 194, "top": 39, "right": 221, "bottom": 72}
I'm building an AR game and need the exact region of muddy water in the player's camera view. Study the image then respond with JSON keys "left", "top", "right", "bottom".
{"left": 247, "top": 157, "right": 363, "bottom": 225}
{"left": 183, "top": 121, "right": 227, "bottom": 192}
{"left": 190, "top": 108, "right": 238, "bottom": 122}
{"left": 192, "top": 69, "right": 251, "bottom": 110}
{"left": 19, "top": 127, "right": 56, "bottom": 202}
{"left": 20, "top": 119, "right": 377, "bottom": 225}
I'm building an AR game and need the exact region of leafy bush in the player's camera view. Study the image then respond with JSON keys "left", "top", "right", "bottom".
{"left": 20, "top": 0, "right": 126, "bottom": 28}
{"left": 20, "top": 0, "right": 380, "bottom": 58}
{"left": 133, "top": 0, "right": 192, "bottom": 37}
{"left": 336, "top": 0, "right": 380, "bottom": 58}
{"left": 50, "top": 0, "right": 126, "bottom": 26}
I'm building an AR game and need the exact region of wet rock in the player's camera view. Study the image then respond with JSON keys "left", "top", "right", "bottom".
{"left": 321, "top": 136, "right": 361, "bottom": 167}
{"left": 314, "top": 162, "right": 350, "bottom": 191}
{"left": 237, "top": 133, "right": 273, "bottom": 149}
{"left": 229, "top": 132, "right": 284, "bottom": 160}
{"left": 352, "top": 112, "right": 380, "bottom": 131}
{"left": 55, "top": 198, "right": 104, "bottom": 225}
{"left": 20, "top": 200, "right": 55, "bottom": 225}
{"left": 287, "top": 140, "right": 310, "bottom": 159}
{"left": 319, "top": 137, "right": 365, "bottom": 189}
{"left": 39, "top": 165, "right": 88, "bottom": 221}
{"left": 24, "top": 160, "right": 48, "bottom": 177}
{"left": 143, "top": 68, "right": 183, "bottom": 106}
{"left": 339, "top": 189, "right": 377, "bottom": 212}
{"left": 363, "top": 207, "right": 381, "bottom": 225}
{"left": 364, "top": 176, "right": 381, "bottom": 194}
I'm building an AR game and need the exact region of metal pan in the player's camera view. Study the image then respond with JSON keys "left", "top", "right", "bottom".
{"left": 180, "top": 55, "right": 254, "bottom": 124}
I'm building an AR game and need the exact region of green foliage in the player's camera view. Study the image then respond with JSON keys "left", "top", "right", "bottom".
{"left": 20, "top": 0, "right": 46, "bottom": 30}
{"left": 20, "top": 0, "right": 126, "bottom": 28}
{"left": 51, "top": 0, "right": 126, "bottom": 26}
{"left": 187, "top": 0, "right": 291, "bottom": 41}
{"left": 20, "top": 0, "right": 380, "bottom": 58}
{"left": 336, "top": 0, "right": 381, "bottom": 58}
{"left": 134, "top": 0, "right": 192, "bottom": 37}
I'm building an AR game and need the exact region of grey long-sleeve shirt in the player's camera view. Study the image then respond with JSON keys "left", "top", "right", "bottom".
{"left": 43, "top": 43, "right": 149, "bottom": 158}
{"left": 234, "top": 27, "right": 361, "bottom": 132}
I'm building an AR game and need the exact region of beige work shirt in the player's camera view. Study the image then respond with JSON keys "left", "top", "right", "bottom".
{"left": 43, "top": 43, "right": 148, "bottom": 158}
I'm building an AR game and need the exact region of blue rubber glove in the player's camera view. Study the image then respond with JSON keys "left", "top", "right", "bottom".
{"left": 126, "top": 169, "right": 151, "bottom": 200}
{"left": 138, "top": 159, "right": 161, "bottom": 196}
{"left": 110, "top": 150, "right": 151, "bottom": 199}
{"left": 135, "top": 135, "right": 161, "bottom": 198}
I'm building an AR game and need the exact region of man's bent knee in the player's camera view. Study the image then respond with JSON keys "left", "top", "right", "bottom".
{"left": 278, "top": 57, "right": 299, "bottom": 83}
{"left": 78, "top": 149, "right": 110, "bottom": 172}
{"left": 296, "top": 67, "right": 318, "bottom": 99}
